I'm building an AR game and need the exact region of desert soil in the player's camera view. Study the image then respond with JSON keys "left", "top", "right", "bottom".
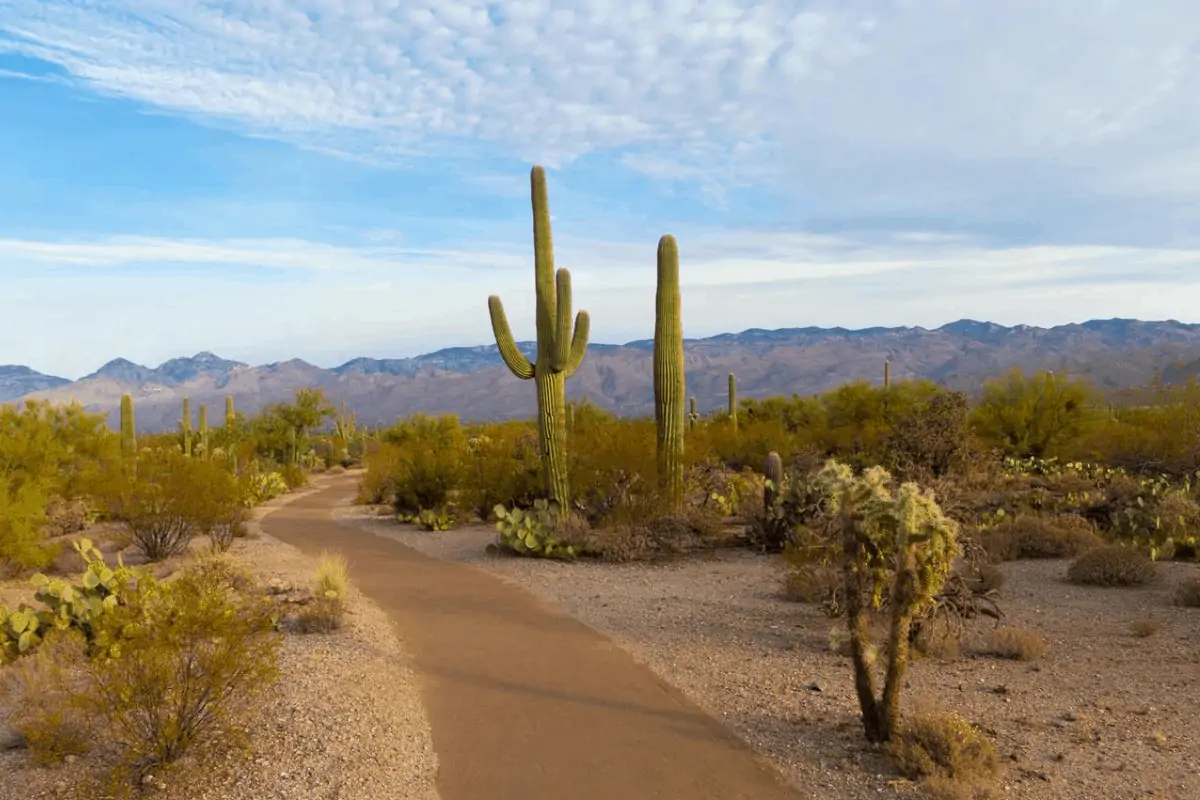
{"left": 0, "top": 479, "right": 441, "bottom": 800}
{"left": 336, "top": 504, "right": 1200, "bottom": 800}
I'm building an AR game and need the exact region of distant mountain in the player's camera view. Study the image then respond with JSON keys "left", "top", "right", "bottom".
{"left": 11, "top": 318, "right": 1200, "bottom": 432}
{"left": 0, "top": 365, "right": 71, "bottom": 403}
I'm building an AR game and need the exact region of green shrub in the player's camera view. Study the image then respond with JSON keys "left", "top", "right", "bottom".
{"left": 380, "top": 415, "right": 467, "bottom": 514}
{"left": 99, "top": 451, "right": 219, "bottom": 561}
{"left": 458, "top": 424, "right": 543, "bottom": 520}
{"left": 279, "top": 463, "right": 307, "bottom": 490}
{"left": 240, "top": 470, "right": 289, "bottom": 507}
{"left": 0, "top": 475, "right": 58, "bottom": 573}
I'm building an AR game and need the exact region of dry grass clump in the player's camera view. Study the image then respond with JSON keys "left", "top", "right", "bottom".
{"left": 1067, "top": 544, "right": 1158, "bottom": 587}
{"left": 982, "top": 626, "right": 1046, "bottom": 661}
{"left": 1129, "top": 619, "right": 1162, "bottom": 638}
{"left": 887, "top": 711, "right": 1000, "bottom": 800}
{"left": 297, "top": 552, "right": 349, "bottom": 633}
{"left": 781, "top": 562, "right": 842, "bottom": 609}
{"left": 1174, "top": 574, "right": 1200, "bottom": 607}
{"left": 978, "top": 514, "right": 1101, "bottom": 562}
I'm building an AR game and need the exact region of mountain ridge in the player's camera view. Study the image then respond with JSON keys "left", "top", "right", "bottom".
{"left": 7, "top": 318, "right": 1200, "bottom": 432}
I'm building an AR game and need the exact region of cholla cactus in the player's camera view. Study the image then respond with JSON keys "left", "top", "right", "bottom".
{"left": 832, "top": 462, "right": 960, "bottom": 743}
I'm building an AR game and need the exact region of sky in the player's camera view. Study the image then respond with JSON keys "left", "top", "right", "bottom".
{"left": 3, "top": 1, "right": 1200, "bottom": 379}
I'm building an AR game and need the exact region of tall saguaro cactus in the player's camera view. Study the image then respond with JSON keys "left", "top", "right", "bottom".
{"left": 653, "top": 234, "right": 685, "bottom": 511}
{"left": 119, "top": 393, "right": 136, "bottom": 457}
{"left": 225, "top": 395, "right": 236, "bottom": 431}
{"left": 181, "top": 397, "right": 193, "bottom": 457}
{"left": 487, "top": 166, "right": 591, "bottom": 507}
{"left": 728, "top": 372, "right": 738, "bottom": 432}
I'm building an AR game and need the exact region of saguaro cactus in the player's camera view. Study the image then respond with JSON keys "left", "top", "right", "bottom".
{"left": 181, "top": 397, "right": 192, "bottom": 456}
{"left": 487, "top": 166, "right": 591, "bottom": 507}
{"left": 728, "top": 372, "right": 738, "bottom": 431}
{"left": 763, "top": 451, "right": 783, "bottom": 511}
{"left": 119, "top": 393, "right": 136, "bottom": 456}
{"left": 225, "top": 395, "right": 236, "bottom": 430}
{"left": 688, "top": 396, "right": 698, "bottom": 429}
{"left": 198, "top": 403, "right": 209, "bottom": 459}
{"left": 653, "top": 234, "right": 685, "bottom": 511}
{"left": 883, "top": 360, "right": 891, "bottom": 390}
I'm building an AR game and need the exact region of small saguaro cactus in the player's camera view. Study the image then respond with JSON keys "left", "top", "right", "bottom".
{"left": 198, "top": 402, "right": 209, "bottom": 459}
{"left": 728, "top": 372, "right": 738, "bottom": 431}
{"left": 487, "top": 166, "right": 591, "bottom": 508}
{"left": 225, "top": 395, "right": 236, "bottom": 431}
{"left": 181, "top": 397, "right": 193, "bottom": 457}
{"left": 653, "top": 234, "right": 686, "bottom": 511}
{"left": 119, "top": 393, "right": 136, "bottom": 457}
{"left": 688, "top": 396, "right": 698, "bottom": 429}
{"left": 883, "top": 360, "right": 891, "bottom": 390}
{"left": 763, "top": 451, "right": 783, "bottom": 511}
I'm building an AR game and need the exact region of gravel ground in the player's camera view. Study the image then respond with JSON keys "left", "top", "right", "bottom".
{"left": 337, "top": 505, "right": 1200, "bottom": 800}
{"left": 0, "top": 485, "right": 441, "bottom": 800}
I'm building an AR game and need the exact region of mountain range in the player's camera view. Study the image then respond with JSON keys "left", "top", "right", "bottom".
{"left": 6, "top": 318, "right": 1200, "bottom": 432}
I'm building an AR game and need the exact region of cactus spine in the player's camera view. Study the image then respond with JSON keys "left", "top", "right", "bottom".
{"left": 181, "top": 397, "right": 192, "bottom": 456}
{"left": 764, "top": 451, "right": 783, "bottom": 510}
{"left": 487, "top": 166, "right": 591, "bottom": 507}
{"left": 119, "top": 393, "right": 136, "bottom": 457}
{"left": 653, "top": 234, "right": 686, "bottom": 511}
{"left": 728, "top": 372, "right": 738, "bottom": 431}
{"left": 198, "top": 403, "right": 209, "bottom": 459}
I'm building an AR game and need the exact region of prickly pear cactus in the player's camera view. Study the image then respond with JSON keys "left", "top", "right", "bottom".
{"left": 492, "top": 500, "right": 581, "bottom": 559}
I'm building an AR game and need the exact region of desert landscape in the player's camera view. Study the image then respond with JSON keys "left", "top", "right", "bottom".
{"left": 1, "top": 166, "right": 1198, "bottom": 800}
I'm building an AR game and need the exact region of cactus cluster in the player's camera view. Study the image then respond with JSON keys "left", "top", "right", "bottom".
{"left": 488, "top": 166, "right": 590, "bottom": 507}
{"left": 653, "top": 234, "right": 686, "bottom": 511}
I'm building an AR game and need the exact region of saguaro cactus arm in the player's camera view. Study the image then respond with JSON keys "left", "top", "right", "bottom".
{"left": 488, "top": 295, "right": 535, "bottom": 379}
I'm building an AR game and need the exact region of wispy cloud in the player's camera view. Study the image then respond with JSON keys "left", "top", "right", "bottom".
{"left": 5, "top": 229, "right": 1200, "bottom": 378}
{"left": 5, "top": 1, "right": 1197, "bottom": 222}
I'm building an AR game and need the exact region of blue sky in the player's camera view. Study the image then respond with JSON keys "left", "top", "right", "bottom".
{"left": 2, "top": 1, "right": 1200, "bottom": 379}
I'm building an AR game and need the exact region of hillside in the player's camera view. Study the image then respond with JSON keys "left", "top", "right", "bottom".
{"left": 11, "top": 318, "right": 1200, "bottom": 432}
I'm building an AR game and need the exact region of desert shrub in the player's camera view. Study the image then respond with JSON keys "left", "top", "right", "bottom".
{"left": 0, "top": 400, "right": 120, "bottom": 500}
{"left": 686, "top": 462, "right": 764, "bottom": 518}
{"left": 43, "top": 496, "right": 92, "bottom": 537}
{"left": 969, "top": 368, "right": 1097, "bottom": 458}
{"left": 0, "top": 628, "right": 93, "bottom": 765}
{"left": 357, "top": 442, "right": 403, "bottom": 505}
{"left": 881, "top": 389, "right": 972, "bottom": 481}
{"left": 887, "top": 711, "right": 1000, "bottom": 798}
{"left": 0, "top": 475, "right": 58, "bottom": 573}
{"left": 459, "top": 424, "right": 542, "bottom": 520}
{"left": 977, "top": 514, "right": 1101, "bottom": 561}
{"left": 591, "top": 505, "right": 726, "bottom": 562}
{"left": 1067, "top": 544, "right": 1158, "bottom": 586}
{"left": 983, "top": 626, "right": 1046, "bottom": 661}
{"left": 239, "top": 469, "right": 289, "bottom": 507}
{"left": 99, "top": 451, "right": 217, "bottom": 561}
{"left": 279, "top": 463, "right": 307, "bottom": 490}
{"left": 781, "top": 558, "right": 842, "bottom": 610}
{"left": 569, "top": 418, "right": 660, "bottom": 525}
{"left": 82, "top": 558, "right": 280, "bottom": 777}
{"left": 1174, "top": 575, "right": 1200, "bottom": 607}
{"left": 381, "top": 415, "right": 467, "bottom": 515}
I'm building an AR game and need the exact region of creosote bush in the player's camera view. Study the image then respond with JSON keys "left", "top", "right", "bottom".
{"left": 1067, "top": 544, "right": 1158, "bottom": 587}
{"left": 978, "top": 514, "right": 1101, "bottom": 561}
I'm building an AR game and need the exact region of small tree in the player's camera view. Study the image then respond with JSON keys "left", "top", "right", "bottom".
{"left": 824, "top": 462, "right": 959, "bottom": 743}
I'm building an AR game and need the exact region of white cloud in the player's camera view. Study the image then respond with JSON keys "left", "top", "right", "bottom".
{"left": 5, "top": 229, "right": 1200, "bottom": 379}
{"left": 5, "top": 0, "right": 1198, "bottom": 211}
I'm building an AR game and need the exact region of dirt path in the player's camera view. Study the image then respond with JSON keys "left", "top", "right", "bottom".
{"left": 261, "top": 475, "right": 807, "bottom": 800}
